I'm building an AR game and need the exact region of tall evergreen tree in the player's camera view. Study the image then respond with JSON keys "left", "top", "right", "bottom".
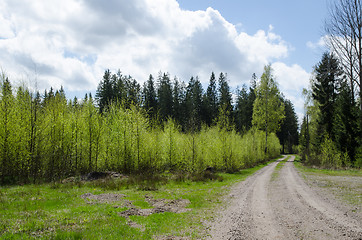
{"left": 185, "top": 76, "right": 203, "bottom": 132}
{"left": 157, "top": 72, "right": 173, "bottom": 121}
{"left": 277, "top": 98, "right": 299, "bottom": 153}
{"left": 235, "top": 77, "right": 256, "bottom": 133}
{"left": 113, "top": 70, "right": 126, "bottom": 103}
{"left": 333, "top": 81, "right": 360, "bottom": 161}
{"left": 312, "top": 52, "right": 343, "bottom": 141}
{"left": 142, "top": 74, "right": 158, "bottom": 120}
{"left": 172, "top": 77, "right": 185, "bottom": 126}
{"left": 124, "top": 76, "right": 141, "bottom": 107}
{"left": 203, "top": 72, "right": 218, "bottom": 126}
{"left": 218, "top": 72, "right": 233, "bottom": 124}
{"left": 96, "top": 69, "right": 113, "bottom": 113}
{"left": 299, "top": 115, "right": 311, "bottom": 161}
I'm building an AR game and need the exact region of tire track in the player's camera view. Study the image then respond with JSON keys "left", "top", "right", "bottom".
{"left": 208, "top": 156, "right": 286, "bottom": 239}
{"left": 208, "top": 155, "right": 362, "bottom": 239}
{"left": 277, "top": 156, "right": 362, "bottom": 239}
{"left": 250, "top": 157, "right": 285, "bottom": 239}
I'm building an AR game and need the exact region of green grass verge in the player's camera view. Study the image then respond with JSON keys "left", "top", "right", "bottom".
{"left": 294, "top": 156, "right": 362, "bottom": 177}
{"left": 294, "top": 155, "right": 362, "bottom": 207}
{"left": 0, "top": 158, "right": 280, "bottom": 239}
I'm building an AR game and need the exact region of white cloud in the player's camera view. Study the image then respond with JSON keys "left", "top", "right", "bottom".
{"left": 0, "top": 0, "right": 310, "bottom": 119}
{"left": 307, "top": 36, "right": 327, "bottom": 50}
{"left": 272, "top": 62, "right": 310, "bottom": 91}
{"left": 272, "top": 62, "right": 311, "bottom": 123}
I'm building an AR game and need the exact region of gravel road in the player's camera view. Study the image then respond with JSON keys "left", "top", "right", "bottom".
{"left": 207, "top": 155, "right": 362, "bottom": 239}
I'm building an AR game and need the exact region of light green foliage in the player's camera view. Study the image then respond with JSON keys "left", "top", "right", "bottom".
{"left": 252, "top": 65, "right": 285, "bottom": 153}
{"left": 320, "top": 136, "right": 342, "bottom": 169}
{"left": 353, "top": 146, "right": 362, "bottom": 168}
{"left": 0, "top": 75, "right": 16, "bottom": 183}
{"left": 252, "top": 65, "right": 285, "bottom": 133}
{"left": 0, "top": 78, "right": 282, "bottom": 183}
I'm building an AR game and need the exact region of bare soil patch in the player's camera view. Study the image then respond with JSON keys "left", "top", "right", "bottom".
{"left": 118, "top": 196, "right": 191, "bottom": 218}
{"left": 80, "top": 193, "right": 127, "bottom": 204}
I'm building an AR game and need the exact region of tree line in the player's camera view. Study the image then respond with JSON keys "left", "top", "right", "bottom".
{"left": 299, "top": 0, "right": 362, "bottom": 168}
{"left": 300, "top": 52, "right": 362, "bottom": 168}
{"left": 96, "top": 68, "right": 298, "bottom": 150}
{"left": 0, "top": 65, "right": 295, "bottom": 184}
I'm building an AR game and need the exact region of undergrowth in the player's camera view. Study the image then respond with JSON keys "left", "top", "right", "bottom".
{"left": 0, "top": 158, "right": 281, "bottom": 239}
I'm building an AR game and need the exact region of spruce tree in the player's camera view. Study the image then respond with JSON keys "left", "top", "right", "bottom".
{"left": 143, "top": 74, "right": 158, "bottom": 119}
{"left": 333, "top": 81, "right": 360, "bottom": 162}
{"left": 172, "top": 77, "right": 185, "bottom": 126}
{"left": 185, "top": 76, "right": 203, "bottom": 132}
{"left": 204, "top": 72, "right": 218, "bottom": 126}
{"left": 218, "top": 72, "right": 233, "bottom": 115}
{"left": 312, "top": 52, "right": 343, "bottom": 142}
{"left": 276, "top": 98, "right": 299, "bottom": 153}
{"left": 96, "top": 69, "right": 113, "bottom": 113}
{"left": 157, "top": 72, "right": 173, "bottom": 121}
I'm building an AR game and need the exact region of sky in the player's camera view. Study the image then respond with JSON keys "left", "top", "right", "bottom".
{"left": 0, "top": 0, "right": 330, "bottom": 122}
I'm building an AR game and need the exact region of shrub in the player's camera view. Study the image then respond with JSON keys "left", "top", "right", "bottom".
{"left": 320, "top": 136, "right": 342, "bottom": 169}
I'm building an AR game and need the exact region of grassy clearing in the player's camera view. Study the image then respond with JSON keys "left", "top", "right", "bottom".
{"left": 0, "top": 158, "right": 279, "bottom": 239}
{"left": 294, "top": 156, "right": 362, "bottom": 207}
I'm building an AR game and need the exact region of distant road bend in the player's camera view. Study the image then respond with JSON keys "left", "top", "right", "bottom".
{"left": 208, "top": 155, "right": 362, "bottom": 240}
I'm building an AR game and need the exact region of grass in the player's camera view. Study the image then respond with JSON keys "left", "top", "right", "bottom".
{"left": 0, "top": 158, "right": 280, "bottom": 239}
{"left": 271, "top": 155, "right": 290, "bottom": 181}
{"left": 294, "top": 155, "right": 362, "bottom": 207}
{"left": 294, "top": 155, "right": 362, "bottom": 177}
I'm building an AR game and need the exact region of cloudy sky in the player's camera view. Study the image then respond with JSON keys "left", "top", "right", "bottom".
{"left": 0, "top": 0, "right": 329, "bottom": 121}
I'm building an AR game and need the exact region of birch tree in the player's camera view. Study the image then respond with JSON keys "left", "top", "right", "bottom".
{"left": 252, "top": 65, "right": 285, "bottom": 153}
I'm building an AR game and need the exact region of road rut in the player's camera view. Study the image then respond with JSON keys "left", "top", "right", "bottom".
{"left": 207, "top": 156, "right": 362, "bottom": 239}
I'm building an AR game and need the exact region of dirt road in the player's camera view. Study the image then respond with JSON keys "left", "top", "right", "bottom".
{"left": 207, "top": 155, "right": 362, "bottom": 239}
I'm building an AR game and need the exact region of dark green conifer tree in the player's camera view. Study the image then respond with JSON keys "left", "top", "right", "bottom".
{"left": 185, "top": 76, "right": 203, "bottom": 132}
{"left": 157, "top": 72, "right": 173, "bottom": 121}
{"left": 172, "top": 77, "right": 185, "bottom": 126}
{"left": 142, "top": 74, "right": 158, "bottom": 120}
{"left": 276, "top": 98, "right": 299, "bottom": 153}
{"left": 96, "top": 69, "right": 113, "bottom": 113}
{"left": 203, "top": 72, "right": 218, "bottom": 126}
{"left": 218, "top": 72, "right": 233, "bottom": 120}
{"left": 312, "top": 52, "right": 343, "bottom": 141}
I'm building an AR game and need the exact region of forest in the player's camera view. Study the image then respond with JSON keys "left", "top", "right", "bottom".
{"left": 0, "top": 65, "right": 298, "bottom": 185}
{"left": 299, "top": 52, "right": 362, "bottom": 168}
{"left": 299, "top": 0, "right": 362, "bottom": 168}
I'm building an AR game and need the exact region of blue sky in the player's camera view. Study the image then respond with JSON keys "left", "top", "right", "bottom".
{"left": 0, "top": 0, "right": 330, "bottom": 121}
{"left": 178, "top": 0, "right": 328, "bottom": 71}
